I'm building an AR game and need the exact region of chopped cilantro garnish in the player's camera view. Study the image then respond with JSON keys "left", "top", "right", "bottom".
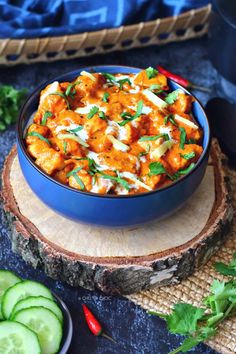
{"left": 102, "top": 73, "right": 117, "bottom": 85}
{"left": 102, "top": 73, "right": 131, "bottom": 90}
{"left": 172, "top": 163, "right": 195, "bottom": 180}
{"left": 41, "top": 111, "right": 52, "bottom": 126}
{"left": 164, "top": 114, "right": 178, "bottom": 126}
{"left": 98, "top": 111, "right": 108, "bottom": 121}
{"left": 149, "top": 84, "right": 161, "bottom": 91}
{"left": 146, "top": 67, "right": 158, "bottom": 79}
{"left": 49, "top": 92, "right": 70, "bottom": 109}
{"left": 102, "top": 92, "right": 109, "bottom": 102}
{"left": 165, "top": 89, "right": 180, "bottom": 105}
{"left": 66, "top": 166, "right": 85, "bottom": 190}
{"left": 148, "top": 162, "right": 167, "bottom": 176}
{"left": 63, "top": 141, "right": 67, "bottom": 154}
{"left": 139, "top": 133, "right": 169, "bottom": 142}
{"left": 180, "top": 152, "right": 195, "bottom": 160}
{"left": 119, "top": 100, "right": 143, "bottom": 126}
{"left": 65, "top": 81, "right": 81, "bottom": 98}
{"left": 179, "top": 127, "right": 186, "bottom": 150}
{"left": 138, "top": 144, "right": 150, "bottom": 158}
{"left": 149, "top": 84, "right": 164, "bottom": 94}
{"left": 27, "top": 131, "right": 50, "bottom": 145}
{"left": 117, "top": 78, "right": 132, "bottom": 89}
{"left": 68, "top": 125, "right": 83, "bottom": 133}
{"left": 87, "top": 106, "right": 99, "bottom": 119}
{"left": 99, "top": 172, "right": 130, "bottom": 190}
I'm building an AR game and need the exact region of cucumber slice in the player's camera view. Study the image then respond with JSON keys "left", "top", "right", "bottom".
{"left": 0, "top": 270, "right": 21, "bottom": 319}
{"left": 13, "top": 307, "right": 62, "bottom": 354}
{"left": 0, "top": 321, "right": 41, "bottom": 354}
{"left": 11, "top": 296, "right": 63, "bottom": 323}
{"left": 2, "top": 280, "right": 53, "bottom": 319}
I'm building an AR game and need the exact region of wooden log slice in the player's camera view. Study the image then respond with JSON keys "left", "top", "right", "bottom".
{"left": 1, "top": 140, "right": 233, "bottom": 295}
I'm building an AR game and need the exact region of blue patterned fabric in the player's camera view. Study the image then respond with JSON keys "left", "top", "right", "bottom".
{"left": 0, "top": 0, "right": 210, "bottom": 39}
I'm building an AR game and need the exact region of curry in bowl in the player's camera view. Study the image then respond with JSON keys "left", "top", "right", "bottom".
{"left": 25, "top": 67, "right": 203, "bottom": 196}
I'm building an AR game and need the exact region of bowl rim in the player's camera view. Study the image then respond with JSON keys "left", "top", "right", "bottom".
{"left": 17, "top": 64, "right": 211, "bottom": 199}
{"left": 53, "top": 292, "right": 73, "bottom": 354}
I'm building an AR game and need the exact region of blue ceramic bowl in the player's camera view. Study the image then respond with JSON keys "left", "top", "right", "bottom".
{"left": 16, "top": 65, "right": 211, "bottom": 227}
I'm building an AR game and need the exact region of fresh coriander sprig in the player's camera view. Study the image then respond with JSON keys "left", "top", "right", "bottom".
{"left": 149, "top": 253, "right": 236, "bottom": 354}
{"left": 214, "top": 253, "right": 236, "bottom": 276}
{"left": 139, "top": 133, "right": 169, "bottom": 142}
{"left": 179, "top": 127, "right": 186, "bottom": 150}
{"left": 0, "top": 85, "right": 28, "bottom": 131}
{"left": 102, "top": 92, "right": 109, "bottom": 102}
{"left": 66, "top": 166, "right": 85, "bottom": 190}
{"left": 118, "top": 100, "right": 143, "bottom": 126}
{"left": 146, "top": 67, "right": 158, "bottom": 79}
{"left": 27, "top": 131, "right": 50, "bottom": 145}
{"left": 164, "top": 114, "right": 178, "bottom": 126}
{"left": 180, "top": 152, "right": 195, "bottom": 160}
{"left": 165, "top": 89, "right": 180, "bottom": 105}
{"left": 41, "top": 111, "right": 53, "bottom": 126}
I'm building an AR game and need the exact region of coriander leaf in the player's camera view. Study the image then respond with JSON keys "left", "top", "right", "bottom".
{"left": 49, "top": 92, "right": 70, "bottom": 109}
{"left": 138, "top": 144, "right": 150, "bottom": 158}
{"left": 66, "top": 166, "right": 85, "bottom": 190}
{"left": 169, "top": 336, "right": 201, "bottom": 354}
{"left": 68, "top": 125, "right": 83, "bottom": 133}
{"left": 99, "top": 172, "right": 130, "bottom": 190}
{"left": 65, "top": 81, "right": 80, "bottom": 98}
{"left": 148, "top": 162, "right": 166, "bottom": 176}
{"left": 139, "top": 133, "right": 169, "bottom": 142}
{"left": 102, "top": 92, "right": 109, "bottom": 102}
{"left": 149, "top": 84, "right": 161, "bottom": 91}
{"left": 118, "top": 100, "right": 143, "bottom": 126}
{"left": 169, "top": 327, "right": 216, "bottom": 354}
{"left": 63, "top": 141, "right": 67, "bottom": 154}
{"left": 133, "top": 100, "right": 143, "bottom": 118}
{"left": 179, "top": 127, "right": 186, "bottom": 149}
{"left": 102, "top": 72, "right": 117, "bottom": 85}
{"left": 172, "top": 163, "right": 195, "bottom": 180}
{"left": 146, "top": 66, "right": 158, "bottom": 79}
{"left": 66, "top": 166, "right": 83, "bottom": 177}
{"left": 165, "top": 89, "right": 180, "bottom": 105}
{"left": 98, "top": 111, "right": 108, "bottom": 121}
{"left": 164, "top": 303, "right": 205, "bottom": 335}
{"left": 0, "top": 85, "right": 27, "bottom": 131}
{"left": 164, "top": 114, "right": 178, "bottom": 126}
{"left": 180, "top": 152, "right": 195, "bottom": 160}
{"left": 117, "top": 78, "right": 131, "bottom": 89}
{"left": 215, "top": 253, "right": 236, "bottom": 276}
{"left": 27, "top": 131, "right": 50, "bottom": 145}
{"left": 87, "top": 106, "right": 99, "bottom": 119}
{"left": 73, "top": 174, "right": 85, "bottom": 190}
{"left": 186, "top": 138, "right": 196, "bottom": 144}
{"left": 41, "top": 111, "right": 52, "bottom": 126}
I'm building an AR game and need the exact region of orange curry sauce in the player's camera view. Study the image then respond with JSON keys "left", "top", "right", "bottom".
{"left": 25, "top": 68, "right": 203, "bottom": 195}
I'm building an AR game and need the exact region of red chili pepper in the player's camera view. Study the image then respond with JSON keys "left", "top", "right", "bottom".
{"left": 157, "top": 65, "right": 211, "bottom": 93}
{"left": 82, "top": 304, "right": 116, "bottom": 344}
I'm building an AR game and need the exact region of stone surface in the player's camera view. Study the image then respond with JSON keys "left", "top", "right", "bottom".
{"left": 0, "top": 37, "right": 218, "bottom": 353}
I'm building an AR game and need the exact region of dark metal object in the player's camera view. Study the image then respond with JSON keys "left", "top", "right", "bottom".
{"left": 208, "top": 0, "right": 236, "bottom": 84}
{"left": 205, "top": 97, "right": 236, "bottom": 163}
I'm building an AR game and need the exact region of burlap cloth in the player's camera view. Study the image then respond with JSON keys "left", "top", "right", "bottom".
{"left": 126, "top": 165, "right": 236, "bottom": 354}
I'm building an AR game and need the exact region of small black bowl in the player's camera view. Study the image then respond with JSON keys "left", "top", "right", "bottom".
{"left": 53, "top": 293, "right": 73, "bottom": 354}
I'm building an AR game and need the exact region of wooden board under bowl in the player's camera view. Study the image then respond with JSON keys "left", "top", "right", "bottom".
{"left": 1, "top": 140, "right": 233, "bottom": 295}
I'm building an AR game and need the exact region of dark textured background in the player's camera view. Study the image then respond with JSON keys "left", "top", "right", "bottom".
{"left": 0, "top": 37, "right": 221, "bottom": 354}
